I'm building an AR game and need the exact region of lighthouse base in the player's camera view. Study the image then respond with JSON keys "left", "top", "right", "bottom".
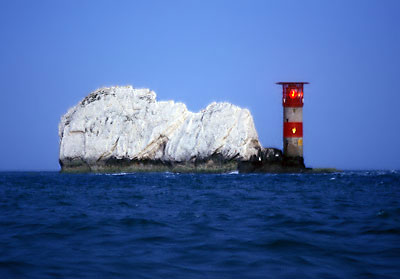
{"left": 238, "top": 148, "right": 307, "bottom": 173}
{"left": 282, "top": 156, "right": 305, "bottom": 169}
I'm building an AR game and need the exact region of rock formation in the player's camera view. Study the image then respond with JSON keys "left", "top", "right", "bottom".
{"left": 59, "top": 86, "right": 261, "bottom": 172}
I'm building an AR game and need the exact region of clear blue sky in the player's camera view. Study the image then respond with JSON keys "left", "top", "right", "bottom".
{"left": 0, "top": 0, "right": 399, "bottom": 171}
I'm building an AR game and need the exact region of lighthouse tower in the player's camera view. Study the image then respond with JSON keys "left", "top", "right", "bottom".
{"left": 277, "top": 82, "right": 308, "bottom": 167}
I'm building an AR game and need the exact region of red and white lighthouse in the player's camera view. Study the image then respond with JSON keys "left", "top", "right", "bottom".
{"left": 277, "top": 82, "right": 308, "bottom": 166}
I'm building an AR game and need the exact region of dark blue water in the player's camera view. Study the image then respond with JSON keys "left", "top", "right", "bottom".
{"left": 0, "top": 171, "right": 399, "bottom": 278}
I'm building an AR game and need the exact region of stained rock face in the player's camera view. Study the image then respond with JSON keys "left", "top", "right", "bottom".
{"left": 59, "top": 86, "right": 261, "bottom": 172}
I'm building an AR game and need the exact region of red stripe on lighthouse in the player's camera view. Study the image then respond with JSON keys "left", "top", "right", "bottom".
{"left": 284, "top": 122, "right": 303, "bottom": 137}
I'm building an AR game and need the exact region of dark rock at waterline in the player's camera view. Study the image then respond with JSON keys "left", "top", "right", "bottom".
{"left": 60, "top": 147, "right": 308, "bottom": 174}
{"left": 238, "top": 148, "right": 306, "bottom": 173}
{"left": 60, "top": 154, "right": 240, "bottom": 173}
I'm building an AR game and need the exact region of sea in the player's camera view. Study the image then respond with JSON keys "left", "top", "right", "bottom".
{"left": 0, "top": 171, "right": 399, "bottom": 279}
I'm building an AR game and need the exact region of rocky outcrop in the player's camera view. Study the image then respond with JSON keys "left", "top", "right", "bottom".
{"left": 59, "top": 86, "right": 261, "bottom": 172}
{"left": 238, "top": 148, "right": 306, "bottom": 173}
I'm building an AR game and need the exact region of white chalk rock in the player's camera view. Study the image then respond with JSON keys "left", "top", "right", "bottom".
{"left": 59, "top": 86, "right": 261, "bottom": 165}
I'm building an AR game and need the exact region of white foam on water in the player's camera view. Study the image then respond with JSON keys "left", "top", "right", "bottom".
{"left": 105, "top": 172, "right": 130, "bottom": 176}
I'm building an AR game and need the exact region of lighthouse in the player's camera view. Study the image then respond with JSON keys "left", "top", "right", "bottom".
{"left": 277, "top": 82, "right": 308, "bottom": 168}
